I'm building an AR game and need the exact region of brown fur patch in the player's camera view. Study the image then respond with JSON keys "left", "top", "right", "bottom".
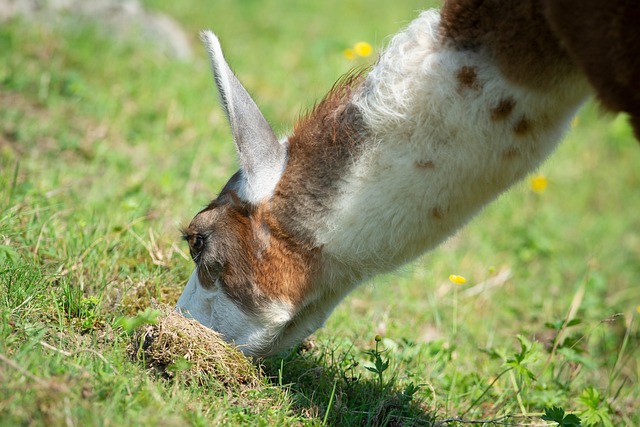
{"left": 456, "top": 66, "right": 480, "bottom": 90}
{"left": 183, "top": 193, "right": 319, "bottom": 312}
{"left": 490, "top": 98, "right": 516, "bottom": 121}
{"left": 184, "top": 197, "right": 254, "bottom": 293}
{"left": 543, "top": 0, "right": 640, "bottom": 140}
{"left": 252, "top": 206, "right": 319, "bottom": 307}
{"left": 440, "top": 0, "right": 576, "bottom": 90}
{"left": 271, "top": 70, "right": 368, "bottom": 243}
{"left": 513, "top": 117, "right": 532, "bottom": 135}
{"left": 415, "top": 160, "right": 435, "bottom": 169}
{"left": 431, "top": 207, "right": 445, "bottom": 220}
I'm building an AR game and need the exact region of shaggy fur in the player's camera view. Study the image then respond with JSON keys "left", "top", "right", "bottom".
{"left": 271, "top": 72, "right": 368, "bottom": 244}
{"left": 316, "top": 10, "right": 586, "bottom": 273}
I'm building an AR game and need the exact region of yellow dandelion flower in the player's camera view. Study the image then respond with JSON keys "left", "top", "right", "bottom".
{"left": 353, "top": 41, "right": 373, "bottom": 57}
{"left": 449, "top": 274, "right": 467, "bottom": 285}
{"left": 343, "top": 48, "right": 356, "bottom": 60}
{"left": 529, "top": 175, "right": 548, "bottom": 193}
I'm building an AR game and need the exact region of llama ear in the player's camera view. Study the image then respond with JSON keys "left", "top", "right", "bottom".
{"left": 201, "top": 30, "right": 287, "bottom": 203}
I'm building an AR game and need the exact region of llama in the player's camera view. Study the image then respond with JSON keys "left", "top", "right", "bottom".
{"left": 176, "top": 0, "right": 640, "bottom": 357}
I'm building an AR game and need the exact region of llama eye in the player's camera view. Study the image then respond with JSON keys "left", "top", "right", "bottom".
{"left": 186, "top": 233, "right": 206, "bottom": 262}
{"left": 192, "top": 234, "right": 205, "bottom": 252}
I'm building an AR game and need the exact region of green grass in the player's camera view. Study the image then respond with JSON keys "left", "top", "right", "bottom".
{"left": 1, "top": 1, "right": 639, "bottom": 425}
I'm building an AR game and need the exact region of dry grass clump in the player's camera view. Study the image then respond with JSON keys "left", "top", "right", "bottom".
{"left": 130, "top": 305, "right": 261, "bottom": 387}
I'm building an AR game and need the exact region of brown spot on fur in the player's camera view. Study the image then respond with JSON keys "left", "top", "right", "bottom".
{"left": 490, "top": 98, "right": 516, "bottom": 121}
{"left": 415, "top": 160, "right": 435, "bottom": 169}
{"left": 456, "top": 66, "right": 481, "bottom": 90}
{"left": 441, "top": 0, "right": 577, "bottom": 90}
{"left": 431, "top": 207, "right": 445, "bottom": 220}
{"left": 502, "top": 147, "right": 519, "bottom": 160}
{"left": 513, "top": 117, "right": 532, "bottom": 135}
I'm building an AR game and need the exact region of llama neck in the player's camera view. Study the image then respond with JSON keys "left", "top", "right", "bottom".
{"left": 312, "top": 10, "right": 589, "bottom": 279}
{"left": 262, "top": 5, "right": 591, "bottom": 355}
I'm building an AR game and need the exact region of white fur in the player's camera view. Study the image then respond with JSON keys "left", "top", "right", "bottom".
{"left": 316, "top": 11, "right": 588, "bottom": 272}
{"left": 176, "top": 269, "right": 293, "bottom": 356}
{"left": 201, "top": 31, "right": 234, "bottom": 122}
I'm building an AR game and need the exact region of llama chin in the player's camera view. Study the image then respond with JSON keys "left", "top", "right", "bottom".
{"left": 176, "top": 0, "right": 640, "bottom": 357}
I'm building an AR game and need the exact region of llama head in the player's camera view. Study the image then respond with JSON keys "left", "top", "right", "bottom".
{"left": 176, "top": 32, "right": 326, "bottom": 357}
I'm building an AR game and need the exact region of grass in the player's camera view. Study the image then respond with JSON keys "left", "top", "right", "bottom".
{"left": 1, "top": 1, "right": 639, "bottom": 425}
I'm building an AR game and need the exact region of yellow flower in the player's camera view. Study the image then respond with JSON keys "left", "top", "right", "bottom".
{"left": 449, "top": 274, "right": 467, "bottom": 285}
{"left": 374, "top": 334, "right": 382, "bottom": 342}
{"left": 529, "top": 175, "right": 548, "bottom": 193}
{"left": 636, "top": 305, "right": 640, "bottom": 315}
{"left": 343, "top": 48, "right": 356, "bottom": 60}
{"left": 353, "top": 41, "right": 373, "bottom": 57}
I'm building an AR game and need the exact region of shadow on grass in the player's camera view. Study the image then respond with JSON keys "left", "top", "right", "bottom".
{"left": 261, "top": 341, "right": 437, "bottom": 427}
